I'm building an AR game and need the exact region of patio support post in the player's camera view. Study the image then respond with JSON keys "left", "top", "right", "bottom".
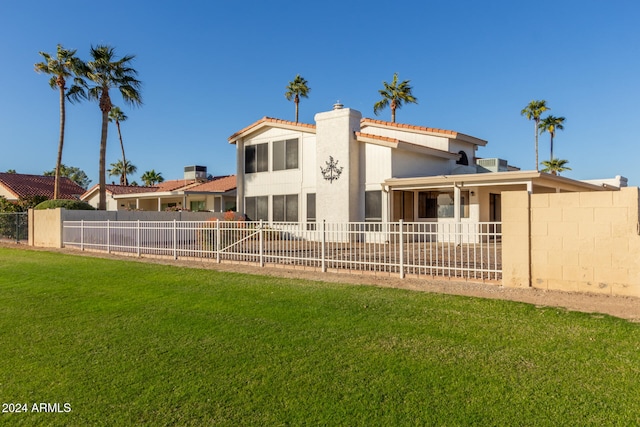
{"left": 454, "top": 184, "right": 461, "bottom": 245}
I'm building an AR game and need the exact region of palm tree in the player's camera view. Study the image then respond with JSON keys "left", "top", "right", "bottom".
{"left": 373, "top": 73, "right": 418, "bottom": 123}
{"left": 541, "top": 158, "right": 571, "bottom": 176}
{"left": 34, "top": 45, "right": 86, "bottom": 199}
{"left": 539, "top": 115, "right": 565, "bottom": 161}
{"left": 284, "top": 75, "right": 310, "bottom": 123}
{"left": 520, "top": 100, "right": 549, "bottom": 171}
{"left": 141, "top": 170, "right": 164, "bottom": 186}
{"left": 108, "top": 106, "right": 131, "bottom": 185}
{"left": 85, "top": 45, "right": 142, "bottom": 210}
{"left": 108, "top": 160, "right": 137, "bottom": 185}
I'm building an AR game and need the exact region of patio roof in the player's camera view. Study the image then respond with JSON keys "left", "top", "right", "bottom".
{"left": 384, "top": 170, "right": 615, "bottom": 193}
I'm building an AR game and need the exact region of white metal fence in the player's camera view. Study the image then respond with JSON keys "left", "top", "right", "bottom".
{"left": 62, "top": 220, "right": 502, "bottom": 281}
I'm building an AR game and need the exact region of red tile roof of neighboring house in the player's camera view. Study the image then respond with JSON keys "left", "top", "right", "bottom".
{"left": 187, "top": 175, "right": 236, "bottom": 192}
{"left": 81, "top": 176, "right": 237, "bottom": 200}
{"left": 0, "top": 172, "right": 85, "bottom": 200}
{"left": 155, "top": 179, "right": 202, "bottom": 192}
{"left": 228, "top": 117, "right": 316, "bottom": 142}
{"left": 80, "top": 184, "right": 160, "bottom": 199}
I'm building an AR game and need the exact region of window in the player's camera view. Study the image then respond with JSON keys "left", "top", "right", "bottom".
{"left": 273, "top": 194, "right": 298, "bottom": 222}
{"left": 456, "top": 151, "right": 469, "bottom": 166}
{"left": 306, "top": 193, "right": 316, "bottom": 230}
{"left": 245, "top": 143, "right": 268, "bottom": 173}
{"left": 245, "top": 196, "right": 268, "bottom": 221}
{"left": 418, "top": 191, "right": 469, "bottom": 219}
{"left": 190, "top": 200, "right": 206, "bottom": 211}
{"left": 273, "top": 138, "right": 299, "bottom": 171}
{"left": 306, "top": 193, "right": 316, "bottom": 222}
{"left": 365, "top": 191, "right": 382, "bottom": 222}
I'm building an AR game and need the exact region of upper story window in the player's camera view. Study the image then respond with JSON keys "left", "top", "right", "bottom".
{"left": 456, "top": 151, "right": 469, "bottom": 166}
{"left": 273, "top": 138, "right": 299, "bottom": 171}
{"left": 245, "top": 143, "right": 268, "bottom": 173}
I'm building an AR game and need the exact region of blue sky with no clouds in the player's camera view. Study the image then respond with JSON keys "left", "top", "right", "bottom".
{"left": 1, "top": 0, "right": 638, "bottom": 186}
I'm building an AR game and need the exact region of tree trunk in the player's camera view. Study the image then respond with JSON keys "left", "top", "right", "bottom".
{"left": 116, "top": 121, "right": 127, "bottom": 185}
{"left": 98, "top": 90, "right": 112, "bottom": 210}
{"left": 391, "top": 99, "right": 397, "bottom": 123}
{"left": 294, "top": 95, "right": 299, "bottom": 123}
{"left": 55, "top": 80, "right": 66, "bottom": 200}
{"left": 550, "top": 133, "right": 554, "bottom": 161}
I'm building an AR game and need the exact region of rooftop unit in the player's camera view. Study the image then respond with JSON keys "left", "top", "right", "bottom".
{"left": 476, "top": 158, "right": 508, "bottom": 173}
{"left": 184, "top": 165, "right": 207, "bottom": 180}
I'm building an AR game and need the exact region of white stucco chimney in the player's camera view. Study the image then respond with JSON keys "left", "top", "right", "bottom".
{"left": 314, "top": 107, "right": 363, "bottom": 223}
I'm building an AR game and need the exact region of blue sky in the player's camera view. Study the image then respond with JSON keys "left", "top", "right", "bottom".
{"left": 1, "top": 0, "right": 638, "bottom": 187}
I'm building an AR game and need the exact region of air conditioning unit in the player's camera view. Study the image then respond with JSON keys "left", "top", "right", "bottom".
{"left": 184, "top": 165, "right": 207, "bottom": 180}
{"left": 476, "top": 158, "right": 508, "bottom": 173}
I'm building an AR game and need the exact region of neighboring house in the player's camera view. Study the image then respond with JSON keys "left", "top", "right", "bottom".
{"left": 81, "top": 167, "right": 236, "bottom": 212}
{"left": 0, "top": 172, "right": 84, "bottom": 202}
{"left": 229, "top": 104, "right": 624, "bottom": 224}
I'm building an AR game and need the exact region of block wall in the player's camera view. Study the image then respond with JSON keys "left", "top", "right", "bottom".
{"left": 502, "top": 187, "right": 640, "bottom": 297}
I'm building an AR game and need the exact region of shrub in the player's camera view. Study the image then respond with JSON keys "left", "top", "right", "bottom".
{"left": 34, "top": 199, "right": 95, "bottom": 210}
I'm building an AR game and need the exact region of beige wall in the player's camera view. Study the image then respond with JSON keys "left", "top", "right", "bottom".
{"left": 29, "top": 208, "right": 63, "bottom": 248}
{"left": 502, "top": 187, "right": 640, "bottom": 297}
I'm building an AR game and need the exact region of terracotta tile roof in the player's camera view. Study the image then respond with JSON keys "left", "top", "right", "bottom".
{"left": 0, "top": 172, "right": 84, "bottom": 200}
{"left": 355, "top": 132, "right": 460, "bottom": 159}
{"left": 187, "top": 175, "right": 236, "bottom": 192}
{"left": 228, "top": 117, "right": 316, "bottom": 142}
{"left": 360, "top": 118, "right": 487, "bottom": 145}
{"left": 355, "top": 132, "right": 400, "bottom": 144}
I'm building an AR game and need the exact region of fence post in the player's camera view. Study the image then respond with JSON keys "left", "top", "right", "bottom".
{"left": 321, "top": 220, "right": 326, "bottom": 272}
{"left": 173, "top": 219, "right": 177, "bottom": 260}
{"left": 80, "top": 220, "right": 84, "bottom": 251}
{"left": 215, "top": 219, "right": 221, "bottom": 263}
{"left": 259, "top": 219, "right": 264, "bottom": 267}
{"left": 399, "top": 219, "right": 404, "bottom": 279}
{"left": 136, "top": 220, "right": 140, "bottom": 257}
{"left": 15, "top": 213, "right": 19, "bottom": 243}
{"left": 107, "top": 220, "right": 111, "bottom": 254}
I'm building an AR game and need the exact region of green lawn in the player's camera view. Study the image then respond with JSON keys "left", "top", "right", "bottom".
{"left": 0, "top": 248, "right": 638, "bottom": 426}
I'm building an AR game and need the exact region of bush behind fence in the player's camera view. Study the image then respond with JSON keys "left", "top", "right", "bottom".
{"left": 0, "top": 212, "right": 28, "bottom": 242}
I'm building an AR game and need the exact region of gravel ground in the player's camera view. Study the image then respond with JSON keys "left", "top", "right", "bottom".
{"left": 4, "top": 241, "right": 639, "bottom": 322}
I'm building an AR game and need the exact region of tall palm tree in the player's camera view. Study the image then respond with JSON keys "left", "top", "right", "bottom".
{"left": 34, "top": 45, "right": 86, "bottom": 199}
{"left": 373, "top": 73, "right": 418, "bottom": 123}
{"left": 539, "top": 115, "right": 565, "bottom": 161}
{"left": 108, "top": 106, "right": 130, "bottom": 185}
{"left": 284, "top": 75, "right": 310, "bottom": 123}
{"left": 108, "top": 160, "right": 137, "bottom": 185}
{"left": 541, "top": 158, "right": 571, "bottom": 176}
{"left": 85, "top": 45, "right": 142, "bottom": 210}
{"left": 520, "top": 100, "right": 549, "bottom": 171}
{"left": 141, "top": 169, "right": 164, "bottom": 186}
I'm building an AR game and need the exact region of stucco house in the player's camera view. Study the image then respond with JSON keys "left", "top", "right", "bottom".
{"left": 0, "top": 172, "right": 85, "bottom": 202}
{"left": 229, "top": 104, "right": 625, "bottom": 225}
{"left": 81, "top": 167, "right": 236, "bottom": 212}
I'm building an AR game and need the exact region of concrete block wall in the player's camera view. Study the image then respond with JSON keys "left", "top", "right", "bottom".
{"left": 502, "top": 187, "right": 640, "bottom": 297}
